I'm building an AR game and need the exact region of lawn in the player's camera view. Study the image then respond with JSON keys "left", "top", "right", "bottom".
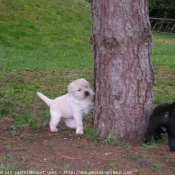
{"left": 152, "top": 32, "right": 175, "bottom": 104}
{"left": 0, "top": 0, "right": 175, "bottom": 174}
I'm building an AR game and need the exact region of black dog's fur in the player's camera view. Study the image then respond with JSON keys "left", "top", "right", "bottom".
{"left": 143, "top": 102, "right": 175, "bottom": 151}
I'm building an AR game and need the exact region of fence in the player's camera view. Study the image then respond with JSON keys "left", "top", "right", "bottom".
{"left": 150, "top": 17, "right": 175, "bottom": 34}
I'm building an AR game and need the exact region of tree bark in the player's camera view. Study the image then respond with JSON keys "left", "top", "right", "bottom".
{"left": 91, "top": 0, "right": 154, "bottom": 141}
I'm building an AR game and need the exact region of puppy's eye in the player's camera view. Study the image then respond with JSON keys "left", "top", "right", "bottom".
{"left": 78, "top": 89, "right": 81, "bottom": 91}
{"left": 85, "top": 86, "right": 88, "bottom": 88}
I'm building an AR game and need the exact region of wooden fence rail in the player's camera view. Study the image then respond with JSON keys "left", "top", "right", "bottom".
{"left": 150, "top": 17, "right": 175, "bottom": 34}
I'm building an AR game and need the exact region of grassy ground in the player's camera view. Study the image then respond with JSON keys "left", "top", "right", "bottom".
{"left": 0, "top": 0, "right": 93, "bottom": 70}
{"left": 152, "top": 32, "right": 175, "bottom": 104}
{"left": 0, "top": 0, "right": 93, "bottom": 127}
{"left": 0, "top": 0, "right": 175, "bottom": 174}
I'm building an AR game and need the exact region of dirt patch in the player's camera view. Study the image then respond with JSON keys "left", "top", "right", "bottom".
{"left": 0, "top": 118, "right": 175, "bottom": 175}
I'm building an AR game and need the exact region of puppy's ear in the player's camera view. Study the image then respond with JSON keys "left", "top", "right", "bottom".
{"left": 68, "top": 83, "right": 72, "bottom": 96}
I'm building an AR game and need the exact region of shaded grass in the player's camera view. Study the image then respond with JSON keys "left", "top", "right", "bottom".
{"left": 0, "top": 153, "right": 21, "bottom": 171}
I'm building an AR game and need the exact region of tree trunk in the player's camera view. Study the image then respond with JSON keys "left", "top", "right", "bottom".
{"left": 91, "top": 0, "right": 154, "bottom": 141}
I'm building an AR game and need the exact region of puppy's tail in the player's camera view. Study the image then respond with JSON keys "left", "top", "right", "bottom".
{"left": 37, "top": 92, "right": 52, "bottom": 107}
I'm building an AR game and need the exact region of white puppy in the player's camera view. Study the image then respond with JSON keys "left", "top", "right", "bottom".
{"left": 37, "top": 78, "right": 94, "bottom": 134}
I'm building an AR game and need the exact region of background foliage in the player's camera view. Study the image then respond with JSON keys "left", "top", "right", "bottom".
{"left": 86, "top": 0, "right": 175, "bottom": 19}
{"left": 149, "top": 0, "right": 175, "bottom": 18}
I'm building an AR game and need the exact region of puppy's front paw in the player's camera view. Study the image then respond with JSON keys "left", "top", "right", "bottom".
{"left": 76, "top": 130, "right": 84, "bottom": 135}
{"left": 50, "top": 126, "right": 58, "bottom": 132}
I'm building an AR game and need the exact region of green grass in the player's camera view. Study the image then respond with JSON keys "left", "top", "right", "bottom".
{"left": 0, "top": 153, "right": 20, "bottom": 171}
{"left": 152, "top": 32, "right": 175, "bottom": 69}
{"left": 0, "top": 0, "right": 175, "bottom": 130}
{"left": 0, "top": 0, "right": 93, "bottom": 71}
{"left": 84, "top": 127, "right": 131, "bottom": 146}
{"left": 124, "top": 153, "right": 143, "bottom": 161}
{"left": 0, "top": 0, "right": 93, "bottom": 127}
{"left": 152, "top": 32, "right": 175, "bottom": 104}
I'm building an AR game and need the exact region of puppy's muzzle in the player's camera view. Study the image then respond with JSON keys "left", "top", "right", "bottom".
{"left": 84, "top": 91, "right": 90, "bottom": 97}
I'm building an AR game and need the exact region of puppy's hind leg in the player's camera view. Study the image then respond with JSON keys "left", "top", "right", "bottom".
{"left": 168, "top": 127, "right": 175, "bottom": 151}
{"left": 154, "top": 127, "right": 164, "bottom": 141}
{"left": 49, "top": 111, "right": 61, "bottom": 132}
{"left": 65, "top": 119, "right": 76, "bottom": 129}
{"left": 144, "top": 121, "right": 160, "bottom": 143}
{"left": 168, "top": 136, "right": 175, "bottom": 151}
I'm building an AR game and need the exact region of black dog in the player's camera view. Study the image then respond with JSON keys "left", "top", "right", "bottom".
{"left": 143, "top": 102, "right": 175, "bottom": 151}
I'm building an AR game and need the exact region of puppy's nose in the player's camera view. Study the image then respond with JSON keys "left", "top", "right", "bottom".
{"left": 84, "top": 91, "right": 89, "bottom": 96}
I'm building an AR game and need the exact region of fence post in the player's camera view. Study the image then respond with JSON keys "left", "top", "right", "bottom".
{"left": 150, "top": 17, "right": 175, "bottom": 34}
